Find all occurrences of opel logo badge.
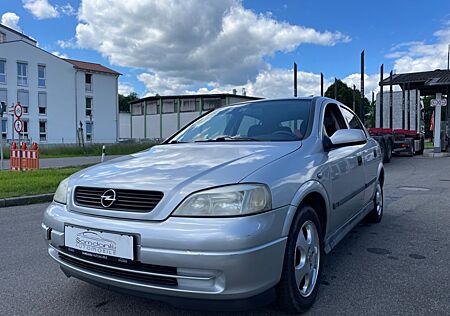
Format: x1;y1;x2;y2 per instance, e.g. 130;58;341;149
100;189;117;208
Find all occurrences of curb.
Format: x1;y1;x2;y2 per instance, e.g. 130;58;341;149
0;193;54;208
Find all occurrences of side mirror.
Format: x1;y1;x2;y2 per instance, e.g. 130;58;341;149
325;129;366;150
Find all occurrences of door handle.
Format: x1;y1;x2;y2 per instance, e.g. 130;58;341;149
357;155;363;165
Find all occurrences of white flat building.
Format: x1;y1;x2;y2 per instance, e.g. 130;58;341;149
0;24;120;144
123;93;261;140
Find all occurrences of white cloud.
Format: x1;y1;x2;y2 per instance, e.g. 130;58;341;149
23;0;59;19
342;73;380;99
1;12;22;31
387;23;450;73
138;67;331;99
118;83;135;96
137;73;195;96
246;69;326;98
58;3;77;16
57;39;76;49
74;0;350;86
51;51;68;58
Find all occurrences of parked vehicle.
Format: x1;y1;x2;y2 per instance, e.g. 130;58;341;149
368;128;424;162
43;97;384;313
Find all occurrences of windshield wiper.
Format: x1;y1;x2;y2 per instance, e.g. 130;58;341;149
195;136;261;142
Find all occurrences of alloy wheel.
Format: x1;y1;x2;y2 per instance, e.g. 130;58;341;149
294;220;320;297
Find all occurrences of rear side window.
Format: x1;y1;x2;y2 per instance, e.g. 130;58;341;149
323;103;347;137
340;107;365;130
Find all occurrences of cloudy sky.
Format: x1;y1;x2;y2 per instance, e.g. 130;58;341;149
2;0;450;99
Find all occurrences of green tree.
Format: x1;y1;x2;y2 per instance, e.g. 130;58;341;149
119;92;139;112
324;80;373;127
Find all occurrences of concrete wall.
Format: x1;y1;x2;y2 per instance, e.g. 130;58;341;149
0;40;118;144
146;114;160;139
162;113;178;138
131;116;145;139
180;112;199;129
119;112;131;139
376;89;421;131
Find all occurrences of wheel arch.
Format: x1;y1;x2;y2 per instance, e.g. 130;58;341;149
282;180;331;239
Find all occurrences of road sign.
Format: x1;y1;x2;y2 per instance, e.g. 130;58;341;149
430;99;447;107
14;103;23;118
14;119;23;133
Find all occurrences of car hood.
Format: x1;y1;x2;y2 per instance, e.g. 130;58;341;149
69;142;301;220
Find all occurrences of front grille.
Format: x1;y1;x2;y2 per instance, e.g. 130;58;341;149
58;249;178;286
74;186;164;212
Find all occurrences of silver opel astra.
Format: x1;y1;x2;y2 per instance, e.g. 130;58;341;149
42;97;384;313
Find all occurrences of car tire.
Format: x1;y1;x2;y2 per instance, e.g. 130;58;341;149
367;180;383;223
276;205;324;313
409;142;415;157
416;138;424;155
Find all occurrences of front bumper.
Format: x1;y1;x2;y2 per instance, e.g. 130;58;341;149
42;203;288;301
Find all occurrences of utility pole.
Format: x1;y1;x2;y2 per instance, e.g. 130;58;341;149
352;85;356;111
293;62;298;97
334;78;338;100
320;73;324;96
360;50;365;124
448;44;450;70
379;64;384;128
389;70;393;129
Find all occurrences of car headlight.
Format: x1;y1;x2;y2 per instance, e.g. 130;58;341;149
53;178;69;204
172;184;272;217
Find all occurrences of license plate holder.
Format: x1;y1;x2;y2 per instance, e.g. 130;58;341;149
64;225;134;260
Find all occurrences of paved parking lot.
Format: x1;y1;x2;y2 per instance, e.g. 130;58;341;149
0;156;449;315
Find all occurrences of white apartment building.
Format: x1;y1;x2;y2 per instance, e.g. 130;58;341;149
0;24;120;144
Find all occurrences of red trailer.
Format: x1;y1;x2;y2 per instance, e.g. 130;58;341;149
368;128;424;162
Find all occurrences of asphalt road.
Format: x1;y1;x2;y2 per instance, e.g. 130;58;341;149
0;156;449;315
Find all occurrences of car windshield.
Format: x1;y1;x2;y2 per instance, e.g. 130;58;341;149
169;99;312;143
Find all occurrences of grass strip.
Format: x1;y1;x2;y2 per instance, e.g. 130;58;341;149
0;165;90;199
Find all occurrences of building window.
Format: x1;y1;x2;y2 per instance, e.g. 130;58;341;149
145;100;159;115
39;120;47;141
0;60;6;84
85;73;92;92
38;65;46;87
0;32;5;43
162;99;175;113
1;119;6;140
17;90;29;114
86;97;93;117
131;102;144;115
180;99;199;112
0;89;7;106
38;92;47;115
85;121;93;141
203;98;222;110
18;119;29;139
17;62;28;86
